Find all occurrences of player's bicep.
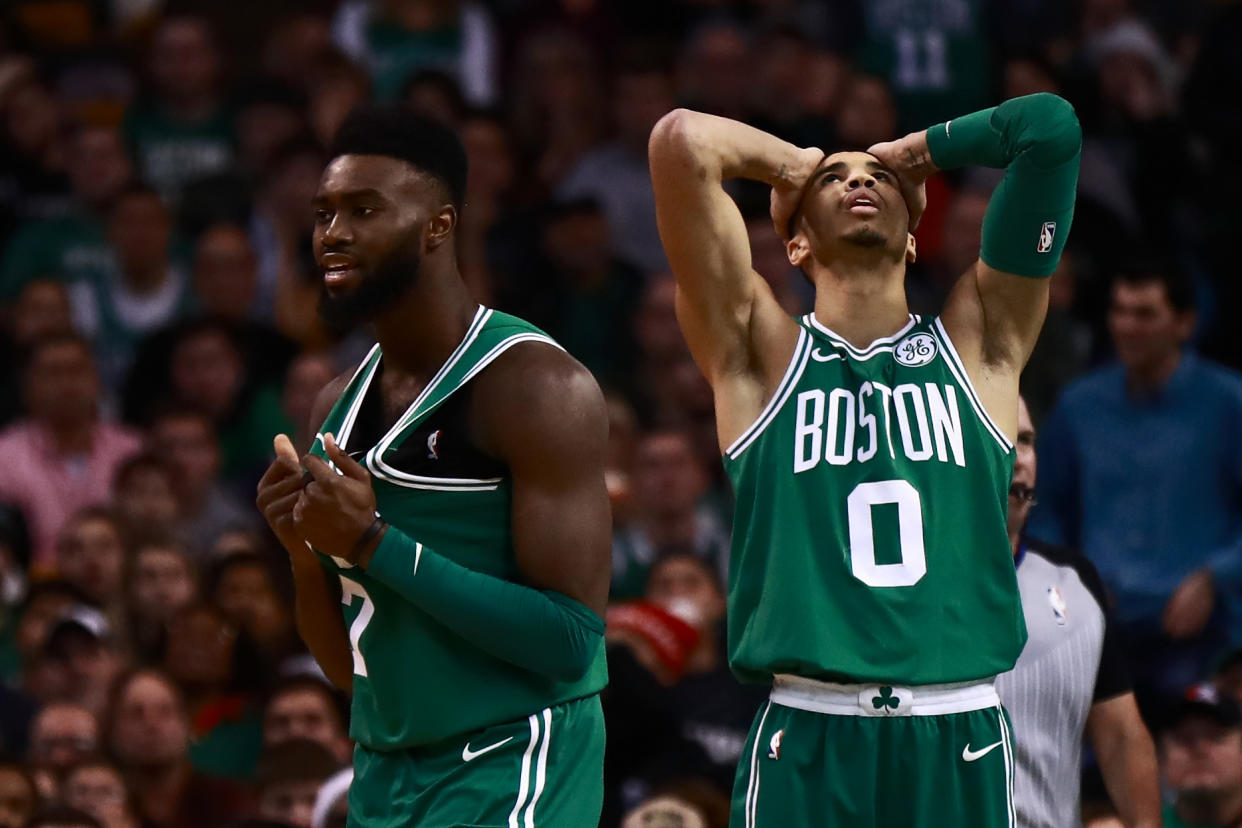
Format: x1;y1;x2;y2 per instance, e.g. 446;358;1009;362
484;349;612;615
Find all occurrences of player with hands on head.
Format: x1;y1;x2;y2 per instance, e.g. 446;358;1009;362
256;105;611;828
650;91;1080;827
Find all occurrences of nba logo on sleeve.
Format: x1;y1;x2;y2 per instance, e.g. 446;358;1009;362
1037;222;1056;253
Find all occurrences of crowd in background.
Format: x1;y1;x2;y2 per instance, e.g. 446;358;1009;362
0;0;1241;826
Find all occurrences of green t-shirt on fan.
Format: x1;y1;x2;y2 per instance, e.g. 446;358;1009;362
0;211;110;300
123;104;235;201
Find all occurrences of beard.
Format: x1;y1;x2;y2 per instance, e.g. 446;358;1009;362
318;240;422;331
841;225;893;249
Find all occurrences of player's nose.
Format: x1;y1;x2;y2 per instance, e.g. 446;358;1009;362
847;173;877;189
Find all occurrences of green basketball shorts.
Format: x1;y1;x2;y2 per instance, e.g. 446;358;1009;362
731;676;1014;828
348;694;604;827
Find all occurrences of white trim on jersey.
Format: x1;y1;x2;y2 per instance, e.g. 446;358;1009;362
804;313;917;356
320;343;382;467
930;319;1014;452
744;701;772;828
724;328;812;460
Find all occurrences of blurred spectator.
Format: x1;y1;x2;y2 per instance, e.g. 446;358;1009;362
510;26;606;188
27;703;98;799
1032;265;1242;706
603;390;640;525
456;108;526;304
62;759;140;828
261;676;350;765
123;15;234;202
612;431;729;599
558;48;673;276
626;277;689;421
400;69;466;128
0;335;141;570
1218;651;1242;711
743;207;809;316
40;606;125;718
261;14;337;98
110;454;179;541
620;778;731;828
233;84;309;179
148;407;258;559
855;0;993;131
1021;251;1094;424
0;123;131;304
0;505;32;677
647;554;765;793
1160;684;1242;828
69;186;191;387
54;508;127;627
513;198;643;386
0;762;36;828
675;21;752;121
331;0;498;106
998;397;1160;827
165;321;289;487
308;767;349;828
191;225;260;321
126;537;198;662
305;62;370;150
602;602;711;825
0;75;70;237
8;581;87;689
252;740;340;828
0;277;76;430
161;603;264;781
106;668;247;827
834;73;898;152
280;353;336;453
207;552;299;671
21;805;101;828
747;28;835;148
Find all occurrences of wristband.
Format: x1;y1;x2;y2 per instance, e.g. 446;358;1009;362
354;515;386;557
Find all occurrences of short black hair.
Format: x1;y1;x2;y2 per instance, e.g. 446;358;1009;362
328;104;468;209
1112;258;1196;313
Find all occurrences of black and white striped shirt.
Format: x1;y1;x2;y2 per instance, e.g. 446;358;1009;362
995;538;1132;828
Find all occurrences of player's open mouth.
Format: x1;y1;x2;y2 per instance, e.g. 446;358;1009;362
845;193;880;215
322;255;361;287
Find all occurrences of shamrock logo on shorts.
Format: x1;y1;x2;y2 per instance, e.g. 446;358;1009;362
872;687;900;712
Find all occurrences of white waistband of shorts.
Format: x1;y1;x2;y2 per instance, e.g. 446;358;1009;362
770;674;999;717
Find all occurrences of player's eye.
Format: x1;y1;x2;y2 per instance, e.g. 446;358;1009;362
821;174;840;186
874;171;889;182
354;206;376;218
313;209;332;224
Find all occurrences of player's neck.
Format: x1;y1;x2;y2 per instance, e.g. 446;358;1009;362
372;264;478;378
809;262;910;348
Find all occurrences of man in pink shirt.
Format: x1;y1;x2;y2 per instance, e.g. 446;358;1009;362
0;335;141;570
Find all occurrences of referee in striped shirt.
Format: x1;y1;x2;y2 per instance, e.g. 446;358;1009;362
996;397;1162;827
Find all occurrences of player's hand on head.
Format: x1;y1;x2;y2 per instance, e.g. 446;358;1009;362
257;434;309;552
770;146;828;241
867;132;935;230
293;433;379;561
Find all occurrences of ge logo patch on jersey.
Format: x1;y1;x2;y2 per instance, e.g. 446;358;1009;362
1038;221;1056;253
1047;586;1068;625
894;333;937;367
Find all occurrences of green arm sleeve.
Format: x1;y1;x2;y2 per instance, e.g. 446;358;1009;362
364;525;604;682
926;93;1082;278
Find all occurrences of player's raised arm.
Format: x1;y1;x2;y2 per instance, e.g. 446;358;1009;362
648;109;821;382
871;93;1082;437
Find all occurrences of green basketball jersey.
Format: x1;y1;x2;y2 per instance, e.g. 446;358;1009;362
722;314;1026;686
309;306;608;751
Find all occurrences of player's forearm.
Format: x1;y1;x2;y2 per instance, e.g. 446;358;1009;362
364;526;603;682
927;94;1082;278
1090;704;1162;827
650;108;808;187
289;551;354;692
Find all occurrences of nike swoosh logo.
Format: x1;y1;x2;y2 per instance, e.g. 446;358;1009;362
462;736;514;762
961;740;1003;762
811;348;840;362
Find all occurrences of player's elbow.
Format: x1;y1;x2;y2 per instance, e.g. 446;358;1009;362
1016;93;1082;166
649;109;713;177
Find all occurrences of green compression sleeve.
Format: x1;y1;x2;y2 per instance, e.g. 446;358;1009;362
926;93;1082;278
364;525;604;682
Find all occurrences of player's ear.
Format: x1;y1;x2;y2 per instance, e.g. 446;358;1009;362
426;205;456;250
905;232;917;264
786;231;811;267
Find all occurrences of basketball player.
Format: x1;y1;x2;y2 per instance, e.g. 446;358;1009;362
255;106;611;827
649;93;1081;826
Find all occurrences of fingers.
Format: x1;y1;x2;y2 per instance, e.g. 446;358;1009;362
257;455;301;492
301;453;335;483
324;433;370;481
274;433;299;463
